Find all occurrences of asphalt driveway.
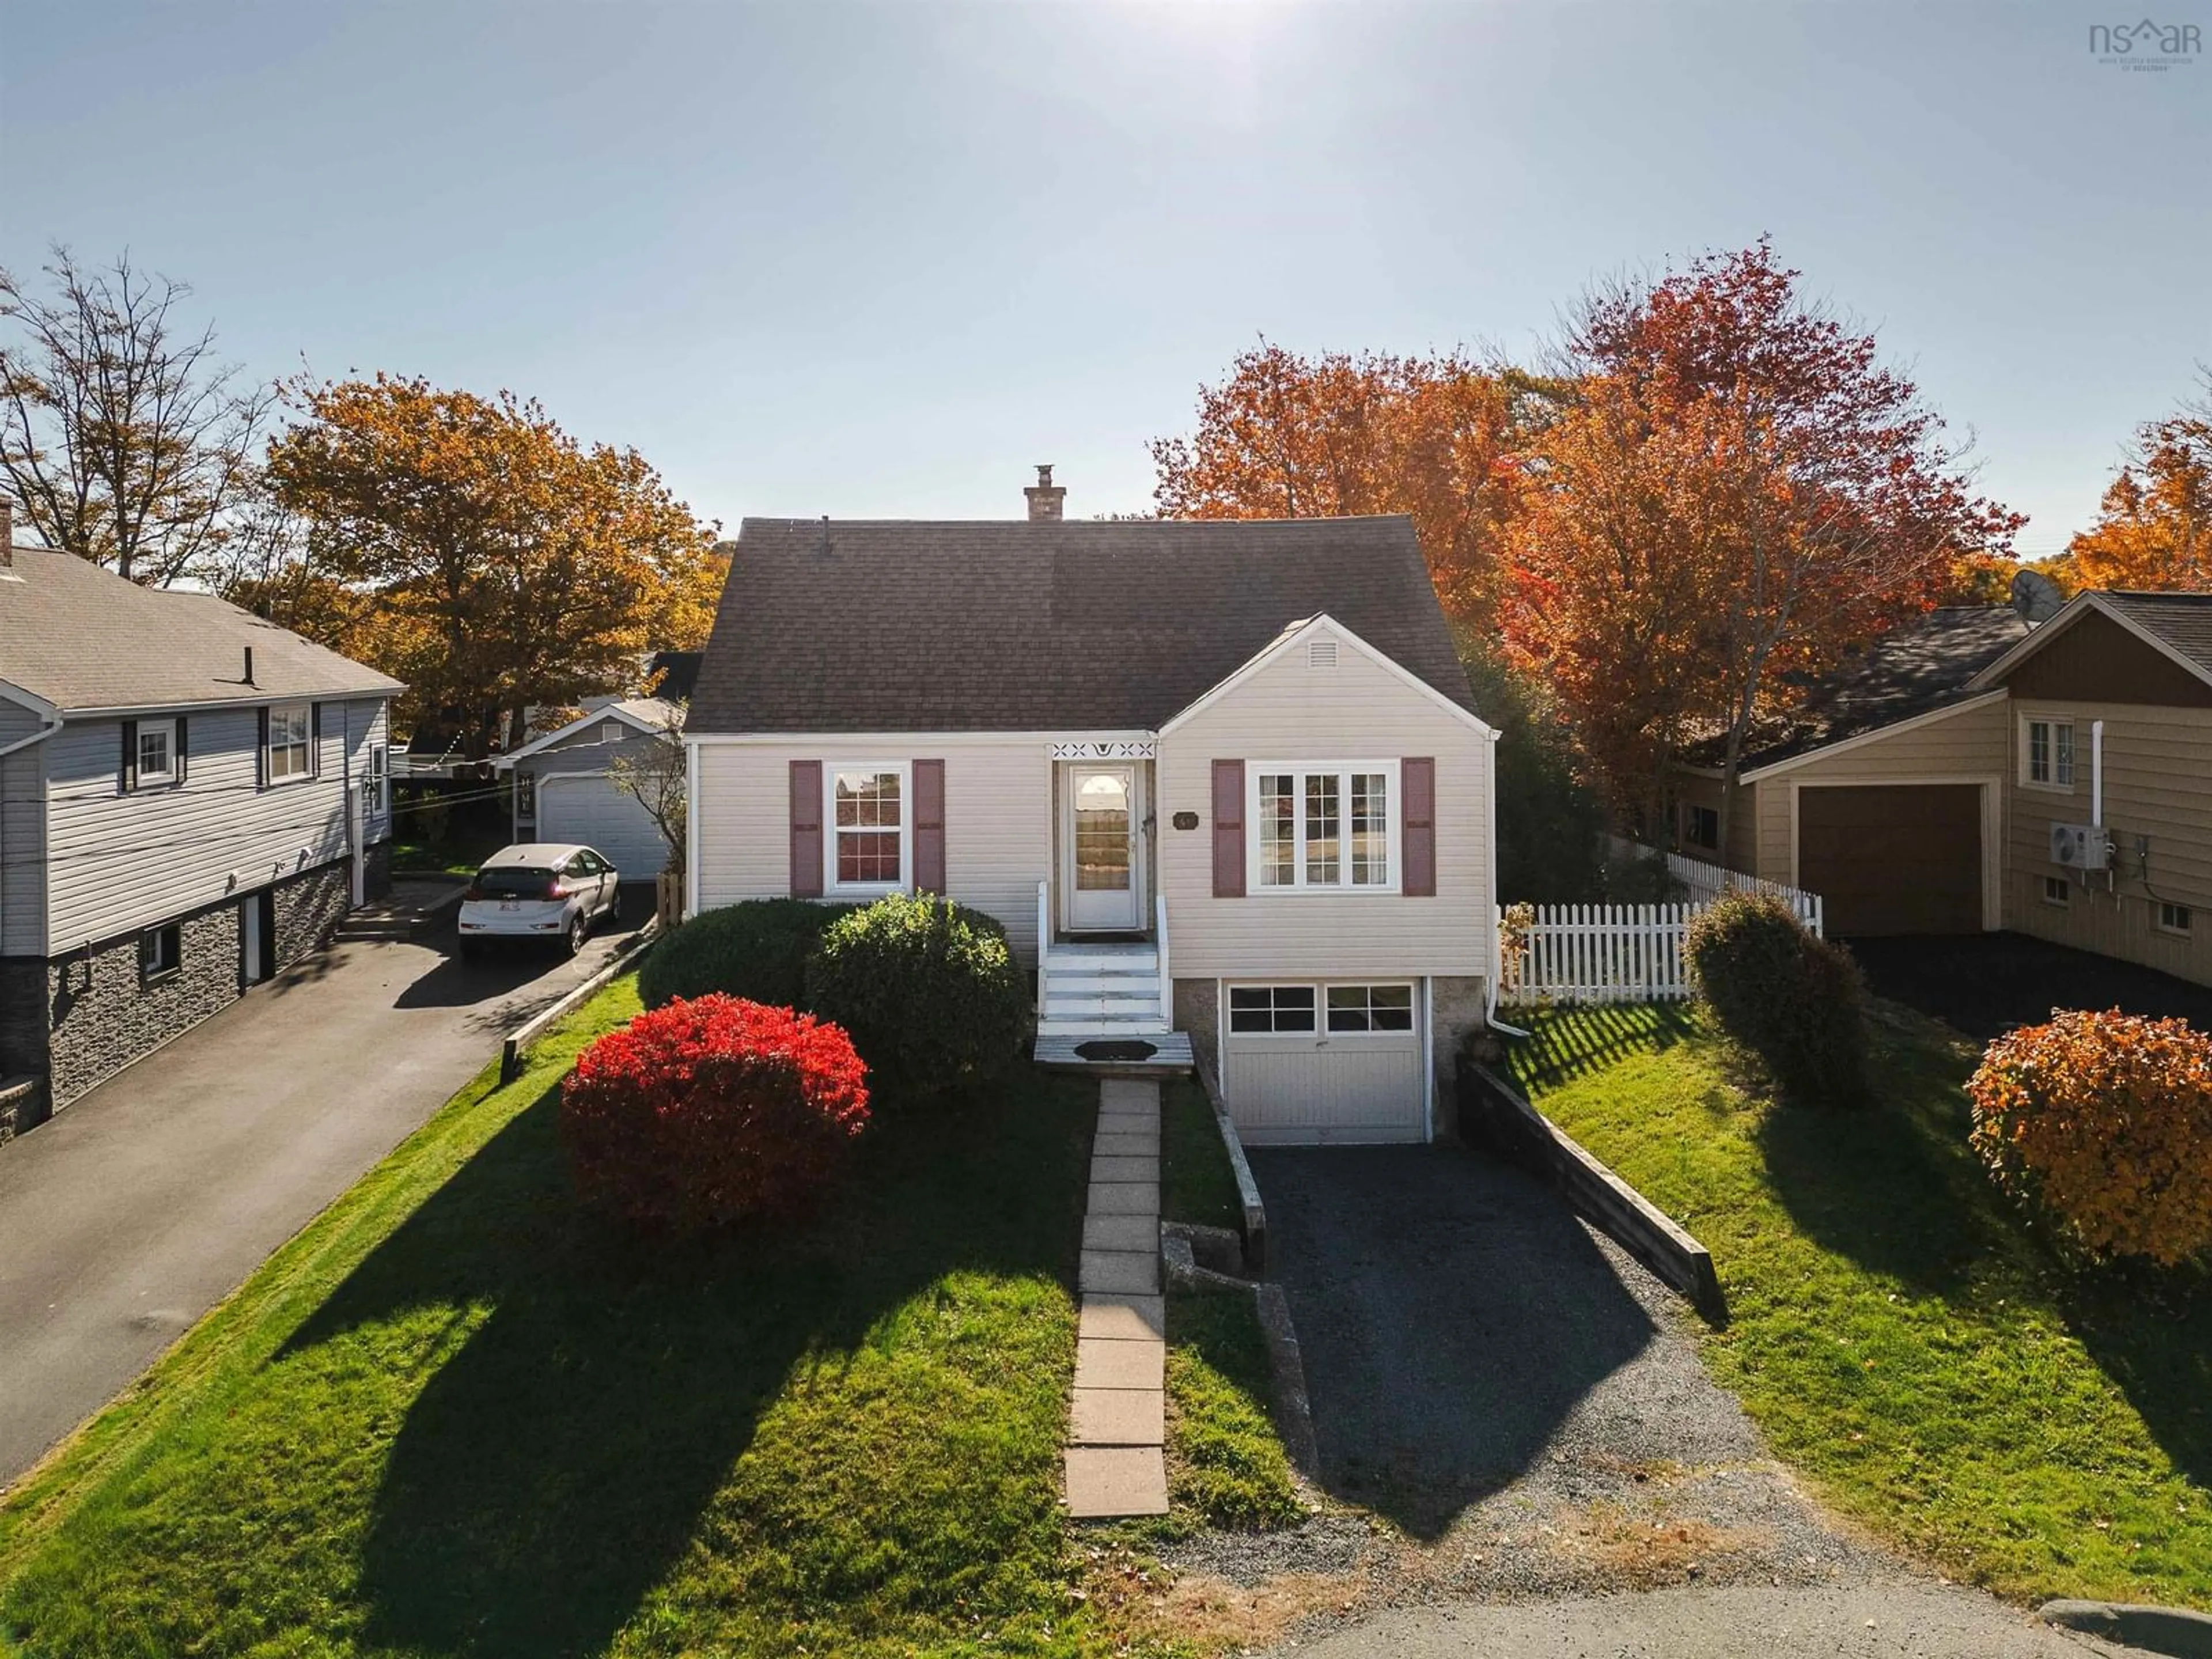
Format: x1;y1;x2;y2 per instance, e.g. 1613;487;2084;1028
1847;930;2212;1041
0;896;645;1484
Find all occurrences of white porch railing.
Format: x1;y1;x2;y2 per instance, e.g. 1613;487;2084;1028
1035;879;1051;1016
1154;892;1171;1025
1605;834;1824;936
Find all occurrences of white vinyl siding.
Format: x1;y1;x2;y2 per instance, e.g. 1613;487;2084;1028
0;738;47;955
1158;626;1489;979
691;734;1052;963
41;697;388;953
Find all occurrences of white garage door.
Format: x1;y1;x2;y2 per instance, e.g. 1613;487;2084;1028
1222;982;1426;1145
536;773;668;877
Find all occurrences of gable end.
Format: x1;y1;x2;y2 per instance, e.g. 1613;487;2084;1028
1994;608;2212;708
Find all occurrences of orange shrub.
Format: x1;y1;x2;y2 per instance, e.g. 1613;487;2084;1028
1967;1008;2212;1267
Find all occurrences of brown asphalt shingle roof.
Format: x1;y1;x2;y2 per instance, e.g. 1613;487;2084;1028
1688;606;2031;773
2099;591;2212;677
686;515;1475;734
0;546;403;714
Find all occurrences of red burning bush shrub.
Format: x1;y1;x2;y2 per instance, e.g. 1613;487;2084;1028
560;994;869;1234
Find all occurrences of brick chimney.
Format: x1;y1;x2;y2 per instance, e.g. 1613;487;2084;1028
1024;463;1065;523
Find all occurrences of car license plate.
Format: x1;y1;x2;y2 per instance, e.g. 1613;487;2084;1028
499;901;520;912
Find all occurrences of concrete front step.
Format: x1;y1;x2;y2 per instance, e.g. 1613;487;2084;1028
1035;1019;1175;1039
1046;972;1161;994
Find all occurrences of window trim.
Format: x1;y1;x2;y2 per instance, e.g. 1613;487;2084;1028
366;741;391;816
2042;874;2070;907
2158;900;2193;937
824;761;911;896
132;718;179;790
1226;979;1420;1039
139;921;182;985
1681;801;1720;853
264;700;316;787
2021;714;2077;793
1247;759;1402;896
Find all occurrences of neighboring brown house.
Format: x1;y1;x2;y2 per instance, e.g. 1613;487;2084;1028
1672;590;2212;985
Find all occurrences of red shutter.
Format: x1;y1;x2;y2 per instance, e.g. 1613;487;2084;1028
790;760;823;897
1403;756;1436;897
1211;759;1245;899
912;759;945;893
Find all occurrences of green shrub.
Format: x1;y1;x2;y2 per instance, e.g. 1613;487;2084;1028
638;899;857;1011
1685;888;1868;1108
803;893;1029;1100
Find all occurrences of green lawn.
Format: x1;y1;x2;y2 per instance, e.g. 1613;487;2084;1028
388;824;510;877
1509;1001;2212;1608
1162;1290;1304;1536
0;978;1142;1659
1161;1079;1242;1234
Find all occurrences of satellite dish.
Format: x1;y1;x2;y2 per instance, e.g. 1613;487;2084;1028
2012;568;2066;624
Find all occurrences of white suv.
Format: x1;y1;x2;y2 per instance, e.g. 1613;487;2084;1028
458;843;621;961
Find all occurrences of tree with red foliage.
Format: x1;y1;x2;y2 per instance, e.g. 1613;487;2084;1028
1507;242;2022;840
1150;342;1564;627
560;995;870;1235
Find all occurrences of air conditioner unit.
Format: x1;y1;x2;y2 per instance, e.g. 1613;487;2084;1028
2051;823;2111;871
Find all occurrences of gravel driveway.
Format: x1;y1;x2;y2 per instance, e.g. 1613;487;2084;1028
1162;1146;1925;1617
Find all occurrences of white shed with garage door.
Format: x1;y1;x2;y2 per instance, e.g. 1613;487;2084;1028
535;771;668;877
1221;980;1428;1145
499;697;681;880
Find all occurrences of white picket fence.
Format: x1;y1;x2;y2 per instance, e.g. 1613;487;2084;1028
1605;835;1825;936
1497;903;1699;1006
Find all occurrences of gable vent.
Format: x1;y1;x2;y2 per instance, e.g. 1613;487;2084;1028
1307;639;1339;671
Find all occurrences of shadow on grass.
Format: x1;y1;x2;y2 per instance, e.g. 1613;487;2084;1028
1752;1005;2212;1491
1502;1002;1698;1097
2059;1263;2212;1493
279;1067;1093;1659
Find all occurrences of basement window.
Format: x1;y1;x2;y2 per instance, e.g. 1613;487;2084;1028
2159;902;2192;935
2043;875;2070;907
140;922;182;984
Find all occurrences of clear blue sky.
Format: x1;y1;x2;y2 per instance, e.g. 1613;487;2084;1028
4;1;2206;558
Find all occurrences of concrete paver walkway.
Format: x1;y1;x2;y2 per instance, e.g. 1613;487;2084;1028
1063;1076;1169;1518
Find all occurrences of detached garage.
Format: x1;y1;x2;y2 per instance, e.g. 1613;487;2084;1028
1796;783;1985;936
1221;980;1428;1145
501;698;681;878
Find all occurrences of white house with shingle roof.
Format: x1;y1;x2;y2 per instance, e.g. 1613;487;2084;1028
0;513;403;1123
684;470;1501;1146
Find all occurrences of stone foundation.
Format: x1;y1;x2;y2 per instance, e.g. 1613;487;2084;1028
1171;978;1218;1076
1428;974;1488;1141
273;859;353;968
46;903;242;1108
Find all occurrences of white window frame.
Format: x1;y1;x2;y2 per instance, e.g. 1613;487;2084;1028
139;921;182;983
2158;900;2193;936
1225;980;1419;1037
133;718;178;789
825;762;911;896
1247;760;1401;895
367;742;391;815
2042;874;2070;907
2022;714;2075;791
266;700;315;786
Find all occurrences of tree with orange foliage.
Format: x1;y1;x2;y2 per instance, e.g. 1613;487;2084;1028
1506;243;2021;842
260;376;725;755
1150;342;1563;627
2066;374;2212;593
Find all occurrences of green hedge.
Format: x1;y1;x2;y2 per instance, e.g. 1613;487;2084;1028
1685;888;1868;1109
804;893;1029;1101
638;899;858;1011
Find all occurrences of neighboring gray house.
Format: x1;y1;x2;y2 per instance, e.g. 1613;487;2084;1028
0;531;403;1126
498;697;681;877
